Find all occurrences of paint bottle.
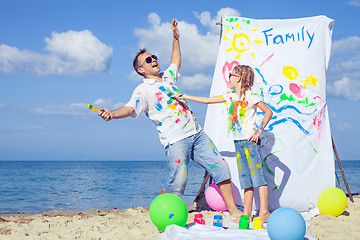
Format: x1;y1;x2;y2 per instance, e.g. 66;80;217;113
194;213;205;225
238;215;249;229
253;217;263;230
213;215;223;227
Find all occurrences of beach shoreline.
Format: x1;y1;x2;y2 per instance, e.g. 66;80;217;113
0;196;359;240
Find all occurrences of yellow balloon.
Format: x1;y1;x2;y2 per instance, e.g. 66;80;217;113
318;188;347;217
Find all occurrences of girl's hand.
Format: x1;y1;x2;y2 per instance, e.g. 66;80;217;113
174;94;188;106
175;93;186;100
248;131;261;143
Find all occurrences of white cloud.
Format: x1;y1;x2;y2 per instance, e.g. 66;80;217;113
93;98;124;110
331;36;360;54
347;0;360;7
178;21;219;73
132;8;240;90
29;103;90;115
194;7;241;33
327;77;360;101
327;36;360;100
148;12;161;26
0;30;113;76
20;98;124;116
127;70;143;82
178;74;213;91
329;112;355;130
133;15;172;60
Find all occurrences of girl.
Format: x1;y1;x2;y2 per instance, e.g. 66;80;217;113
176;65;273;222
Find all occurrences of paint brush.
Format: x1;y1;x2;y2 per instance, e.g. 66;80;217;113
87;104;99;112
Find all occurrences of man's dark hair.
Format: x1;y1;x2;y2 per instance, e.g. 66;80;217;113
133;48;147;76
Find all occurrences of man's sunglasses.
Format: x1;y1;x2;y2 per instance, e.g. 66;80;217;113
138;55;158;68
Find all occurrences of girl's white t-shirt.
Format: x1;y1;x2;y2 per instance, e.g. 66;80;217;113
222;90;261;140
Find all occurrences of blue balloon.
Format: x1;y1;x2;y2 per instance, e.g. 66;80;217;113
267;207;306;240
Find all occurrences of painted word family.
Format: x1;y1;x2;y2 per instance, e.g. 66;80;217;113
262;26;315;49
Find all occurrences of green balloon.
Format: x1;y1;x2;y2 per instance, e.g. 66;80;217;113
149;193;188;232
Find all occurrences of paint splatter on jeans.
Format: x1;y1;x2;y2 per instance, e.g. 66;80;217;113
164;130;231;195
235;139;267;189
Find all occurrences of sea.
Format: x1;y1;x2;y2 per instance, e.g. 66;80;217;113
0;160;359;214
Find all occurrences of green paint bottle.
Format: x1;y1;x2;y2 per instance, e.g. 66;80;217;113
238;215;249;229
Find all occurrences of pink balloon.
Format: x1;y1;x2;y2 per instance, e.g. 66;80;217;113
205;183;228;211
205;182;242;212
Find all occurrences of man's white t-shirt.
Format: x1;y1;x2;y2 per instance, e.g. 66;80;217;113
222;90;261;140
126;64;201;147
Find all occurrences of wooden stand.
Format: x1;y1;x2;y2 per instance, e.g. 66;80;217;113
193;171;211;203
332;137;354;202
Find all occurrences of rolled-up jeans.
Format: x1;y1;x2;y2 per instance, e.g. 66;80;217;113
234;139;267;189
163;130;231;195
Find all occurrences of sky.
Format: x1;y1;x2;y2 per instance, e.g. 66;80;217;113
0;0;359;161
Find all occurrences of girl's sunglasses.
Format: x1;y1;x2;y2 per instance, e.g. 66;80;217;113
229;72;240;78
138;55;158;68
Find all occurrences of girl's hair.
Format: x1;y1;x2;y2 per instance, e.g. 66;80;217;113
233;65;254;91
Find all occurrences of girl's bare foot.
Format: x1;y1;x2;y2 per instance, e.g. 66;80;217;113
260;211;270;223
229;208;243;222
232;214;252;223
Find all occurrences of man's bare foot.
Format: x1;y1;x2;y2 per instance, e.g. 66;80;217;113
229;208;243;223
260;211;270;223
229;208;243;218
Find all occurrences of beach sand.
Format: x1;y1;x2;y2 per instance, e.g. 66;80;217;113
0;196;359;240
308;195;360;240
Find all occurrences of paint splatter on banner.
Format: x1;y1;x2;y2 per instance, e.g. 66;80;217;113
204;15;335;211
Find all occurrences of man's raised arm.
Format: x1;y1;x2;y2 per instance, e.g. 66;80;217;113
171;19;181;70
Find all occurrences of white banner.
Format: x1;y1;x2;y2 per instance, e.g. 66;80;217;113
204;15;335;211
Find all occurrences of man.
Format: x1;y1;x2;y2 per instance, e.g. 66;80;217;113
99;19;242;217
